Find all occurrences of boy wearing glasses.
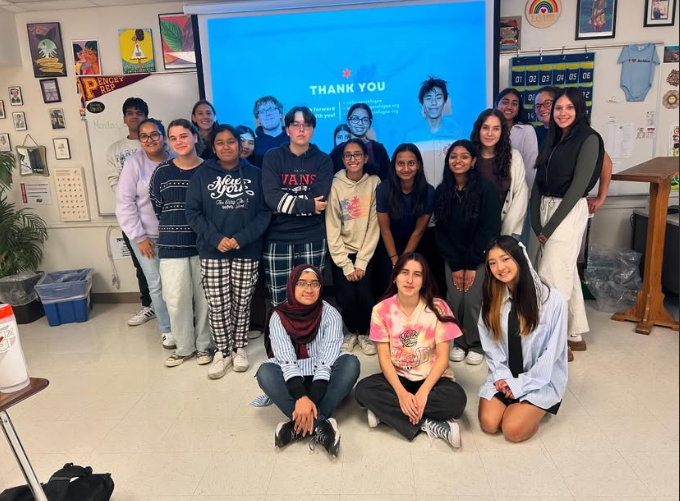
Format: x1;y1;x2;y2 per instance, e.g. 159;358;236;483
107;97;157;328
262;106;333;306
253;95;289;157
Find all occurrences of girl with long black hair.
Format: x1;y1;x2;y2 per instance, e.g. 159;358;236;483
495;88;539;173
354;253;467;447
470;109;528;238
434;140;501;365
478;236;568;442
191;100;218;159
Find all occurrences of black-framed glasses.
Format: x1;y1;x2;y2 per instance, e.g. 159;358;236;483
295;280;321;290
349;115;371;125
535;100;554;110
343;152;365;161
258;107;279;116
289;122;313;131
139;132;161;142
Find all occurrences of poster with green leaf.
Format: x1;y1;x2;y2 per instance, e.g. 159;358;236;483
159;14;196;70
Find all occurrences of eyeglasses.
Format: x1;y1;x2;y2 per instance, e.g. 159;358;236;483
535;100;554;110
349;115;371;125
343;152;364;161
289;122;313;131
258;107;279;116
295;280;321;290
139;132;161;142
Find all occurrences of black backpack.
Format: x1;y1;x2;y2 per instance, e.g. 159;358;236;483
0;463;114;501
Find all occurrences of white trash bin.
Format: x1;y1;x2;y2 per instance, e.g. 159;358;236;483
0;303;30;393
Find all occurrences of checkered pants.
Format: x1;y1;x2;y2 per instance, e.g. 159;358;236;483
200;258;259;356
263;239;327;306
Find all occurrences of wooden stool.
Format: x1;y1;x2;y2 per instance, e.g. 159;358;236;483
0;378;50;500
611;157;680;334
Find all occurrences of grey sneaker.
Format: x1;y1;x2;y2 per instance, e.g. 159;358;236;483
164;352;194;368
127;306;156;326
421;418;461;448
358;335;377;355
341;333;358;352
196;351;213;365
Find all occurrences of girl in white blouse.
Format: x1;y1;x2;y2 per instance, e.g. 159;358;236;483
478;236;568;442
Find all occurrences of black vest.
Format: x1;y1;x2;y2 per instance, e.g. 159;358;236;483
536;122;604;198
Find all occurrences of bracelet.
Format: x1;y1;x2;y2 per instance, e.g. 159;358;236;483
389;254;398;258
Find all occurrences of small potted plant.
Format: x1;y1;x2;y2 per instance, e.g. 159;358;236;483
0;150;48;323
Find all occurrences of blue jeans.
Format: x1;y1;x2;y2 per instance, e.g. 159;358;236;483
256;354;360;424
130;238;171;334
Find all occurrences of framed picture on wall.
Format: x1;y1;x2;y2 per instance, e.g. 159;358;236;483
8;86;23;106
159;14;196;70
0;133;10;152
53;138;71;160
12;112;27;131
644;0;676;26
49;108;66;129
27;22;67;77
0;100;5;119
40;78;61;103
576;0;618;40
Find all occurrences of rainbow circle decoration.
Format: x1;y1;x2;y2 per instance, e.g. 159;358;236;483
525;0;562;29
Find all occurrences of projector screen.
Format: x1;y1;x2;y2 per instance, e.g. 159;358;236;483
195;0;498;155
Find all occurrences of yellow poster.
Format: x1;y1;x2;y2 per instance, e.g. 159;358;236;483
118;28;155;74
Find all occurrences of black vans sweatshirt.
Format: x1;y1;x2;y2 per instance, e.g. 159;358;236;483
261;143;333;244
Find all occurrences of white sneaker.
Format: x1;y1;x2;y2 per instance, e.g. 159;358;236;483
248;329;262;340
161;333;176;350
465;351;485;365
127;306;155;326
164;352;194;367
449;347;466;362
367;409;381;428
341;333;358;352
208;351;232;380
358;335;377;355
233;348;249;372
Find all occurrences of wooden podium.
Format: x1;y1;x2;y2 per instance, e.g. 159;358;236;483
611;157;679;334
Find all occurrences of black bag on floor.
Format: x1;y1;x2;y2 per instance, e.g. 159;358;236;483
0;463;114;501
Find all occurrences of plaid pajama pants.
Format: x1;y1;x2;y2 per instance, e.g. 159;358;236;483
263;239;327;306
200;258;259;356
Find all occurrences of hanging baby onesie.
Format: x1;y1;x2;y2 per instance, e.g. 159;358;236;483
618;43;660;102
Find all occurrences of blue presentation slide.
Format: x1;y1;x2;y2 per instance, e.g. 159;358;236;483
207;1;488;154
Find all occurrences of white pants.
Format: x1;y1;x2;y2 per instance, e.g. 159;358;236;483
536;197;589;337
159;256;213;356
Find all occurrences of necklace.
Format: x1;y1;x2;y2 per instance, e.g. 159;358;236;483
454;187;464;203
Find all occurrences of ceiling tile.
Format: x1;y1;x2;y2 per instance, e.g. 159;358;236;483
14;0;96;9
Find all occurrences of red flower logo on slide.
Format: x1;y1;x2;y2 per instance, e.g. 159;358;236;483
342;68;351;78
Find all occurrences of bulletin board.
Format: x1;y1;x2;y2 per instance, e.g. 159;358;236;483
79;72;199;215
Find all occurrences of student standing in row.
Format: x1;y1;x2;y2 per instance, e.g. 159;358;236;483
435;140;501;365
470;109;528;239
532;88;604;355
495;88;539;179
478;236;568;442
326;139;381;356
150;119;213;369
115;117;174;349
262;106;333;306
186;124;271;379
191;100;218;160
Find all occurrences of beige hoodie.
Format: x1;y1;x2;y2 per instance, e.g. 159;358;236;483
325;169;381;275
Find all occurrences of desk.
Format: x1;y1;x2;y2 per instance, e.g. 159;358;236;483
611;157;680;334
0;378;49;501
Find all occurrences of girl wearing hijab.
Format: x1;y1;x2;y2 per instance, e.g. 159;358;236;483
354;253;468;448
478;236;568;442
256;264;360;457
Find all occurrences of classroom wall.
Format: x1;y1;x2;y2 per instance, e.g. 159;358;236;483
0;0;678;296
501;0;679;249
0;2;184;296
0;13;21;67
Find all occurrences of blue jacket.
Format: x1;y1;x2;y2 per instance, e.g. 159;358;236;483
185;158;271;260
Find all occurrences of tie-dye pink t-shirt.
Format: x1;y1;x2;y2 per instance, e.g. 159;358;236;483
370;295;462;381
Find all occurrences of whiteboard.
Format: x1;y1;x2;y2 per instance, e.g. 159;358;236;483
502;44;665;197
83;73;200;215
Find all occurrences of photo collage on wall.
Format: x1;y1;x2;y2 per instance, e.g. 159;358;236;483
510;53;596;125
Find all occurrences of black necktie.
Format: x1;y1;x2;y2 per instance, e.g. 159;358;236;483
507;303;524;378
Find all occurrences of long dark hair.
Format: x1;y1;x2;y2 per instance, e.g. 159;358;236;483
434;140;482;224
385;143;427;219
209;124;243;153
535;87;589;169
381;253;459;326
342;138;377;177
470;108;512;187
495;88;529;124
482;236;547;342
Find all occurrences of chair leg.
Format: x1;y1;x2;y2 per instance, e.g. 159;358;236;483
0;411;48;501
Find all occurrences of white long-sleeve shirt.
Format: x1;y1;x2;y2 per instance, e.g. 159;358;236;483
510;123;539;188
478;285;568;410
264;301;345;382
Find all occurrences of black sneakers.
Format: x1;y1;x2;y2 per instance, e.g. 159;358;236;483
309;418;341;457
274;421;302;449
